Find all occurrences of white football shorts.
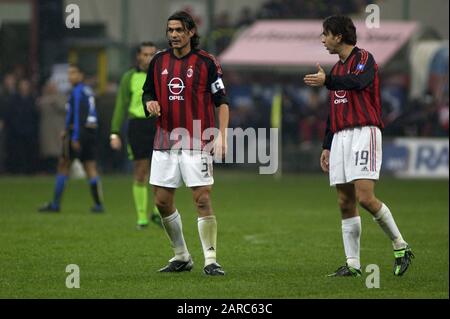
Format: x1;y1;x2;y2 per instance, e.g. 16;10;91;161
329;126;382;186
150;150;214;188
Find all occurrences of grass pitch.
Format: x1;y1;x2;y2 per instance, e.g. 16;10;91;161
0;171;448;298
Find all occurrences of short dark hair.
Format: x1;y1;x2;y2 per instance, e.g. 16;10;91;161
323;15;357;45
167;11;200;49
138;41;156;54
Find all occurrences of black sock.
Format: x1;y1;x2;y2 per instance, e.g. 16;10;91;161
89;177;102;206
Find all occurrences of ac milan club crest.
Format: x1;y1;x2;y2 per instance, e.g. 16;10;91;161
187;66;193;78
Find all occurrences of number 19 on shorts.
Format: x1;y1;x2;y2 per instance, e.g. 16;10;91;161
355;150;369;166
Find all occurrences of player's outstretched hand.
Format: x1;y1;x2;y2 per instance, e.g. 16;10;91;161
304;63;326;87
320;149;330;173
146;100;161;117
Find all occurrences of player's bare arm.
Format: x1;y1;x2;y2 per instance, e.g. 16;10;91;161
214;104;229;159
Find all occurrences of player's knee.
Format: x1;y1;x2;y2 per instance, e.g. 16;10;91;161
357;192;375;209
134;174;147;184
194;191;211;211
57;159;70;173
155;196;174;215
134;165;149;183
338;197;356;215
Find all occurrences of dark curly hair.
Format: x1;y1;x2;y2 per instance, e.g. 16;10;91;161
167;11;200;49
323;15;357;45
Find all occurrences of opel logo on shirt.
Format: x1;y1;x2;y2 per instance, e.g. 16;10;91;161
334;90;347;99
334;90;348;104
168;77;185;101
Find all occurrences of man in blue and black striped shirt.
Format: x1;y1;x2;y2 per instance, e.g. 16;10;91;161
39;64;104;213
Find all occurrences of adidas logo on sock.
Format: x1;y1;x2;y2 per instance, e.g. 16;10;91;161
207;247;215;251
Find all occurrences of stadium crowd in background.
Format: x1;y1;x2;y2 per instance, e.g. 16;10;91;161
210;0;373;55
37;80;67;174
0;74;39;174
0;0;448;176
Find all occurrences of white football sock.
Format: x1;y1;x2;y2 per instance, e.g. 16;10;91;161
198;215;217;266
373;203;408;250
162;210;190;262
342;216;361;270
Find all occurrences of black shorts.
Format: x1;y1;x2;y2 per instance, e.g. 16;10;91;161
63;128;98;162
127;118;156;160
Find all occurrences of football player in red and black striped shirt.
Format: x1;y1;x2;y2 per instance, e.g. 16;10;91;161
304;16;413;277
142;11;229;276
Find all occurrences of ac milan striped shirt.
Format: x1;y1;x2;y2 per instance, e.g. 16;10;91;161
322;47;384;150
142;48;229;150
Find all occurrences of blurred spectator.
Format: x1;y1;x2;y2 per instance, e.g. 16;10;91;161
4;79;39;174
253;0;370;20
95;81;128;173
0;74;18;173
299;0;327;19
297;87;327;149
437;97;449;136
0;102;4;173
37;80;67;174
421;94;442;136
215;11;231;29
258;0;288;19
438;95;449;137
428;45;449;105
280;91;300;146
11;64;27;81
395;93;436;137
351;0;372;16
381;73;409;134
416;92;450;137
226;72;254;128
211;11;235;54
1;73;17;96
235;6;254;29
418;45;449;137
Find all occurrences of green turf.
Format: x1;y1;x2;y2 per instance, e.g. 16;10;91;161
0;171;448;298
